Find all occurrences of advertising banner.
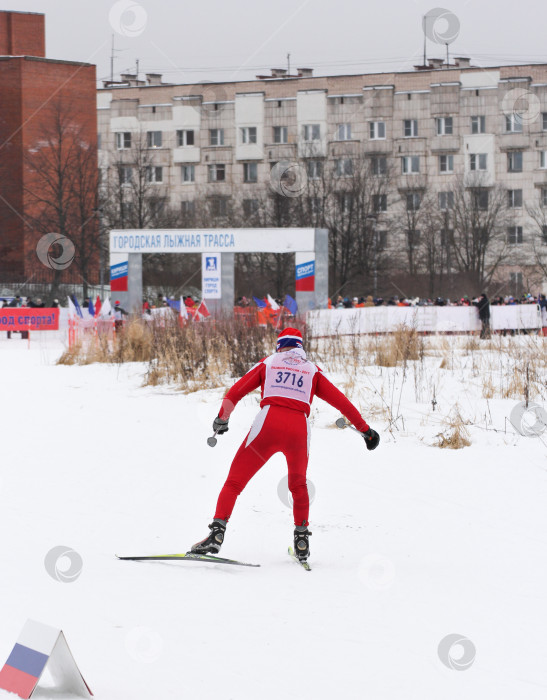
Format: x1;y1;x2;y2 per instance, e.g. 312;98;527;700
0;309;59;331
201;253;221;299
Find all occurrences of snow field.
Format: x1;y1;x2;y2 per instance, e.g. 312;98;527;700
0;331;546;699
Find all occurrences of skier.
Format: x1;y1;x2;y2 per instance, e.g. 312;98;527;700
191;327;379;562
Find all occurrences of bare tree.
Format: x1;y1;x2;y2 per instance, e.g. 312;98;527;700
24;99;99;300
448;173;511;292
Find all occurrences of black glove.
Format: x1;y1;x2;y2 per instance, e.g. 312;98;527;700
362;428;380;451
213;416;229;435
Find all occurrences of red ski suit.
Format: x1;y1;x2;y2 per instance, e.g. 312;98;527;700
214;348;370;526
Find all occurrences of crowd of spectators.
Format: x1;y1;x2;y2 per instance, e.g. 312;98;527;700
330;293;547;309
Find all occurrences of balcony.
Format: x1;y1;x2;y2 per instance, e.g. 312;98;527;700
429;135;460;153
498;133;530;151
363;139;392;155
394;137;427;155
328;140;360;158
265;143;297;161
173;146;200;163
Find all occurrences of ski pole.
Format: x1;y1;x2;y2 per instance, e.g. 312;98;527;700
207;429;220;447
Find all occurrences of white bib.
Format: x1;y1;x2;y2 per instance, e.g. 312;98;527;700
262;349;317;406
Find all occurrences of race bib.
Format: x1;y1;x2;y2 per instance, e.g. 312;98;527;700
263;351;317;405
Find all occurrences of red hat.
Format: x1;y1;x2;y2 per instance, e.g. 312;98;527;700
276;327;303;351
115;300;121;305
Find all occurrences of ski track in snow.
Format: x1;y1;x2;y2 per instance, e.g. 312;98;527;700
0;332;546;699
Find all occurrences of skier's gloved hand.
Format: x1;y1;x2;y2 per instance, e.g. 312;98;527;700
362;428;380;451
213;416;229;435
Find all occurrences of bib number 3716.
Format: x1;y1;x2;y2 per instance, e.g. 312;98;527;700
275;371;304;388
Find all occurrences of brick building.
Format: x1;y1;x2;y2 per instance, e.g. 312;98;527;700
97;59;547;297
0;10;98;288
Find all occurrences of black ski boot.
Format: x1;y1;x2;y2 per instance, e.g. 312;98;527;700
191;520;226;555
294;524;312;561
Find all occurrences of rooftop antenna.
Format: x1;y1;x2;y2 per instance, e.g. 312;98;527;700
445;42;449;68
110;34;115;83
136;58;139;80
287;52;291;77
423;15;427;67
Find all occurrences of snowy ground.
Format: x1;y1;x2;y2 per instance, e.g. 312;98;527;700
0;331;546;700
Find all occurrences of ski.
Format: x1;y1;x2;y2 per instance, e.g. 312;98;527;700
288;546;311;571
116;552;260;568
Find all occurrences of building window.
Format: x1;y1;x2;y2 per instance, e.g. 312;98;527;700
439;154;454;173
402;155;420;174
510;271;523;295
337;193;353;214
470;153;487;171
240;127;257;144
507;189;522;208
243;199;259;217
181;165;195;183
115;132;132;150
146;166;163;183
436;117;453;135
543;113;547;131
335;158;353;177
336;123;352;141
306;160;322;179
303;124;321;141
472;189;489;210
507;226;523;244
243;162;258;182
369;121;386;140
406;193;421;210
403;119;418;137
507;151;523;172
209;129;224;146
273;126;288;144
210;197;228;218
471;116;486;134
308;197;321;215
373;194;387;212
438;191;454;210
181;200;195;217
377;231;388;250
542;188;547;207
208;163;226;182
146;131;162;148
371;156;388;175
542;225;547;243
540;151;547;169
176;130;194;147
505;114;523;133
119;166;132;185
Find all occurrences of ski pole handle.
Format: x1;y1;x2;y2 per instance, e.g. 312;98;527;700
207;429;220;447
335;417;361;434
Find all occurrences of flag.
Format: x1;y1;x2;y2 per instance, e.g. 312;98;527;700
95;295;102;317
88;298;95;317
100;298;112;317
197;300;210;318
284;294;298;315
70;295;83;319
180;296;188;321
167;298;181;312
253;296;267;308
67;295;76;318
267;294;280;310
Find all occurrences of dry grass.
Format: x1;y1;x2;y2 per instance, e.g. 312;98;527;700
434;407;471;449
374;325;424;367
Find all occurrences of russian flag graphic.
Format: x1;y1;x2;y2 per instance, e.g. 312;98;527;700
0;644;49;697
295;260;315;292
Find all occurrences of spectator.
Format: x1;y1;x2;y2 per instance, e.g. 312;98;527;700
476;292;491;339
113;300;128;332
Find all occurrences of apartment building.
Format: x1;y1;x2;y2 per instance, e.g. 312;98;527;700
97;59;547;294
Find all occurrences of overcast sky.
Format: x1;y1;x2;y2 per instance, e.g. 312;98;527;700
16;0;547;86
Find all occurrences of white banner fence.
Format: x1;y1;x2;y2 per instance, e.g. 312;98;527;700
307;305;544;336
